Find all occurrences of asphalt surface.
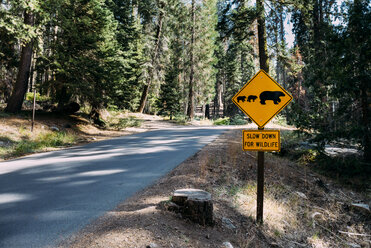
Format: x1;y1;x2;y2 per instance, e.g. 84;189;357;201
0;127;228;248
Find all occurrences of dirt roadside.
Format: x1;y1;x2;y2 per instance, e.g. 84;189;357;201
61;129;370;248
0;112;180;161
0;110;289;161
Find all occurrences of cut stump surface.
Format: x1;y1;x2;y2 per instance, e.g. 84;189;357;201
171;188;213;226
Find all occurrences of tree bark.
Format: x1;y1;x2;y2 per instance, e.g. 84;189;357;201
361;87;370;161
205;104;210;119
256;0;268;224
5;11;34;113
137;1;164;113
214;81;222;118
279;7;286;88
256;0;269;72
186;0;196;119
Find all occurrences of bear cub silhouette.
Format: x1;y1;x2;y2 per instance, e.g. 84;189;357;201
259;91;285;105
237;96;246;102
248;95;258;102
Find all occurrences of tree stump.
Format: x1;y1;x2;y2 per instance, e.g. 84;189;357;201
171;189;213;226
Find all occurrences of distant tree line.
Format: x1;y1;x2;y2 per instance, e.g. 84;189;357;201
0;0;369;160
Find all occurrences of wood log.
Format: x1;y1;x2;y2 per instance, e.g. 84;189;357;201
171;189;213;226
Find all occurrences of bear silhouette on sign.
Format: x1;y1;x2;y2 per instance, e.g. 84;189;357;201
247;95;257;102
237;96;246;102
259;91;285;105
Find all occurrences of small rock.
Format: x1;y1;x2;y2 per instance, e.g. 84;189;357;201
351;203;370;214
166;201;181;212
222;217;236;230
314;178;329;192
91;137;97;141
311;212;322;219
222;241;234;248
347;243;361;248
311;212;323;227
41;125;45;129
50;126;59;132
146;243;159;248
296;191;307;199
0;141;4;146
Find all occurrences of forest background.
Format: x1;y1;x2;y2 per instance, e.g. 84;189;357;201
0;0;370;163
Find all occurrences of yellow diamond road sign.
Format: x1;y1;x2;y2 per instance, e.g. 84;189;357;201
232;70;292;128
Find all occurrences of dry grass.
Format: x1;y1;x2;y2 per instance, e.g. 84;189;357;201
0;111;178;160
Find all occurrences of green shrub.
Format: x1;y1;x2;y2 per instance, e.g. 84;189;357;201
230;115;247;125
13;141;39;156
38;131;75;147
25;92;51;102
0;112;10;118
110;116;143;130
172;114;188;125
314;154;370;190
213;117;230;125
278;130;369;190
278;130;309;159
273;114;288;126
7;131;76;158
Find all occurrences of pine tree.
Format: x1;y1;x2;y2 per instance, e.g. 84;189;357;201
137;0;166;113
194;0;218;114
334;0;371;160
186;0;196;119
288;0;370;161
48;0;123;120
216;0;256;117
3;0;39;112
290;0;339;148
109;0;145;111
0;1;20;101
157;0;185;119
157;63;181;119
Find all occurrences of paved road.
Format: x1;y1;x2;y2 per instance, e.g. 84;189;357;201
0;127;227;248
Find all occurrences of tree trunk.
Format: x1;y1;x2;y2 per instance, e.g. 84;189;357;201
256;0;268;224
279;5;285;86
90;104;106;127
5;11;34;113
186;0;196;119
256;0;269;72
361;87;370;161
57;85;70;110
205;104;210;119
214;81;221;118
137;1;164;113
275;20;280;83
171;189;213;226
29;54;36;92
